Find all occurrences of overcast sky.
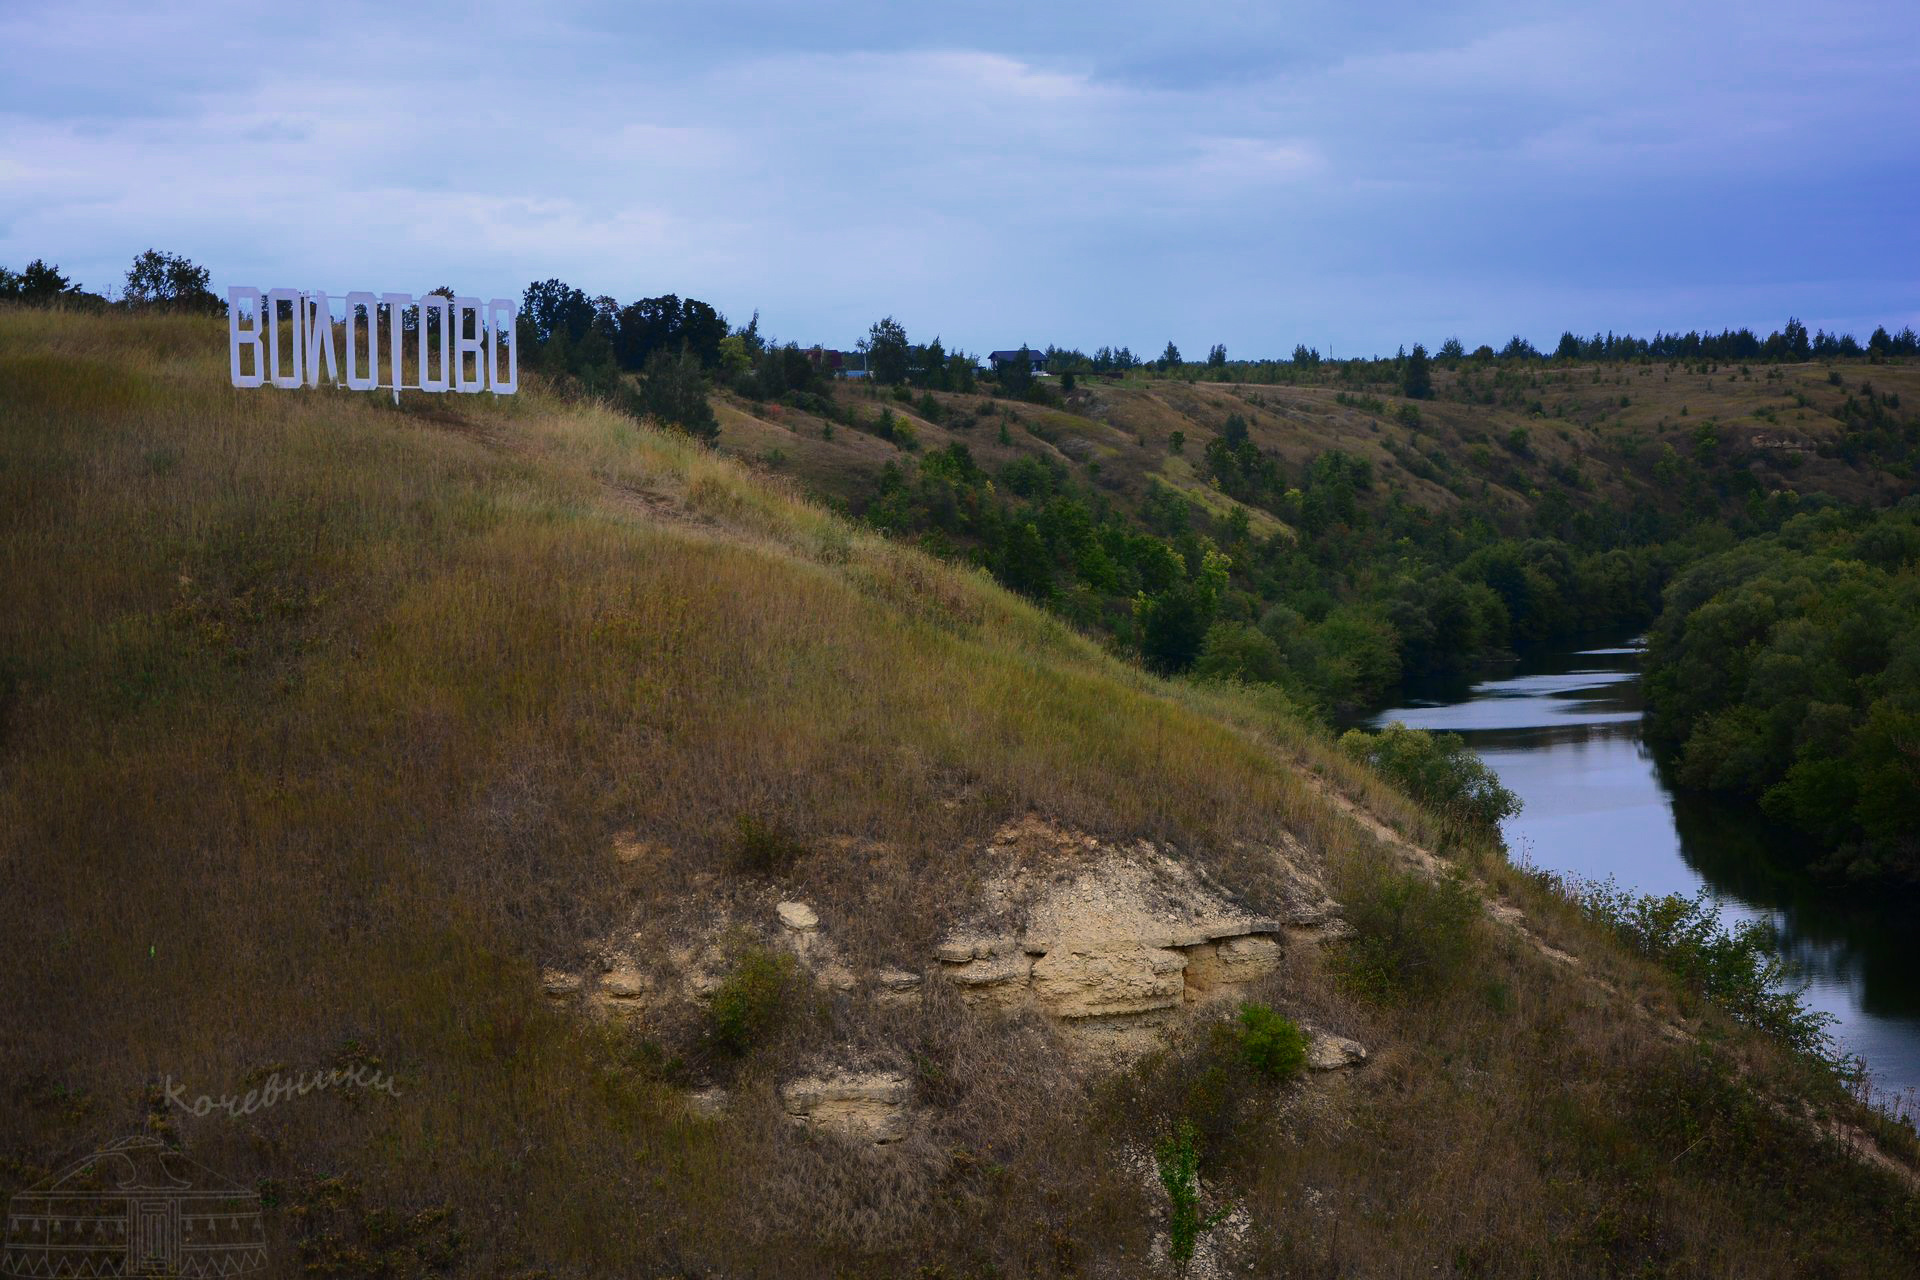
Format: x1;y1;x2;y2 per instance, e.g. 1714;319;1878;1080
2;1;1915;357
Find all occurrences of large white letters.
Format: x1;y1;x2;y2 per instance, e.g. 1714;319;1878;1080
302;292;340;389
418;294;452;393
381;293;412;395
487;298;518;394
228;287;265;388
265;289;305;389
453;297;486;393
343;292;378;391
228;289;520;396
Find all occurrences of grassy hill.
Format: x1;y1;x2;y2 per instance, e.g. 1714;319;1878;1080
704;353;1920;715
3;308;1918;1277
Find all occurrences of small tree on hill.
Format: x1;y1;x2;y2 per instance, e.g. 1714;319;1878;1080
1159;341;1182;370
123;249;220;312
998;347;1034;397
866;315;911;384
0;259;83;305
634;347;718;441
1401;343;1432;399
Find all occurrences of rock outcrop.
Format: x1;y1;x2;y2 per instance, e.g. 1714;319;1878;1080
931;818;1345;1050
780;1071;913;1143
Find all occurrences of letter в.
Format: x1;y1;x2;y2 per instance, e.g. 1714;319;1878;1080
228;287;265;387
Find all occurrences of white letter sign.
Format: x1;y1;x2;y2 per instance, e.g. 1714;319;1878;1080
225;286;518;397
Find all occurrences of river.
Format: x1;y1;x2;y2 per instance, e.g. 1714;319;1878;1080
1369;635;1920;1108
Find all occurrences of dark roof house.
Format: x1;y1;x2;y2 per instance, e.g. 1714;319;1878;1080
987;348;1046;373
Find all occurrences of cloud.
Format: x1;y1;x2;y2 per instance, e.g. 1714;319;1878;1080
0;1;1914;353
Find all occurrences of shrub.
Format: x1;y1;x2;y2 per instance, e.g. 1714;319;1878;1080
707;947;797;1056
730;814;805;876
1335;865;1482;1003
1339;723;1519;833
1231;1003;1307;1082
1154;1119;1230;1272
1570;880;1839;1067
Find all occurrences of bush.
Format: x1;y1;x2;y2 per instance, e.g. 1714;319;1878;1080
1350;730;1487;810
1335;865;1482;1002
730;814;805;876
633;348;718;441
1231;1002;1307;1081
707;948;797;1056
1154;1119;1230;1271
1340;723;1519;832
1570;880;1839;1067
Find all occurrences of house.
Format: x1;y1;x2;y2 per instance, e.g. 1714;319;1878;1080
806;347;868;378
3;1135;269;1278
987;348;1047;375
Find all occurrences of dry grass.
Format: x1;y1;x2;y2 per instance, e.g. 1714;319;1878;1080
2;307;1916;1276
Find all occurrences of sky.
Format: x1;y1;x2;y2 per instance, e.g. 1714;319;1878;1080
2;1;1915;358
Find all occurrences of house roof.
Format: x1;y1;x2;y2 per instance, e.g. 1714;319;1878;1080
987;348;1042;363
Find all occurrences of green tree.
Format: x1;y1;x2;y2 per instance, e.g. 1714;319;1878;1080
1159;340;1182;370
633;348;718;441
123;249;219;312
1401;343;1432;399
0;259;82;305
997;346;1034;397
866;315;911;384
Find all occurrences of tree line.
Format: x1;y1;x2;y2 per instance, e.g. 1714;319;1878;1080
1644;502;1920;886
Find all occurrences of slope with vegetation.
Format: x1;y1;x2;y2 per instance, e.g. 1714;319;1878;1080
679;319;1920;723
1643;501;1920;885
3;305;1918;1277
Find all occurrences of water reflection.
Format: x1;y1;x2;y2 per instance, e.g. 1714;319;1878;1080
1370;637;1920;1101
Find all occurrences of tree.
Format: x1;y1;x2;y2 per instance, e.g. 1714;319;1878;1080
998;520;1053;599
1159;341;1182;370
632;347;718;441
1401;343;1432;400
520;278;598;345
0;259;81;305
1207;343;1227;367
614;294;725;371
123;249;219;312
866;315;911;384
997;346;1034;397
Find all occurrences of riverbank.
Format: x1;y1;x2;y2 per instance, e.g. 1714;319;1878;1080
1370;634;1920;1109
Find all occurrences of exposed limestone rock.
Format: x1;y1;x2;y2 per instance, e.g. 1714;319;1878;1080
939;948;1033;1007
875;969;923;1005
1307;1033;1368;1072
931;818;1345;1048
780;1071;913;1143
688;1087;728;1117
602;966;649;998
776;900;820;933
1032;942;1188;1019
541;969;582;999
1183;935;1284;1002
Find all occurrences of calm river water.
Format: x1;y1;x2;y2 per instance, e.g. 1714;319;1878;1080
1370;636;1920;1106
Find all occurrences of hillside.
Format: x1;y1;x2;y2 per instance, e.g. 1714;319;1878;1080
4;308;1919;1277
704;352;1920;715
